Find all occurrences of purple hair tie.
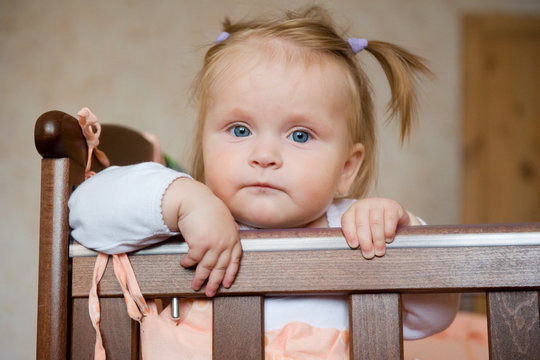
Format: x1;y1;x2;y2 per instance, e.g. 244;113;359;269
216;31;230;43
347;38;368;54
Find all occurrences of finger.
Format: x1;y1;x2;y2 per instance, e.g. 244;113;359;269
341;209;359;248
383;207;400;244
222;244;242;288
204;252;230;297
355;207;375;259
191;262;213;291
369;208;386;257
180;246;205;268
190;244;221;291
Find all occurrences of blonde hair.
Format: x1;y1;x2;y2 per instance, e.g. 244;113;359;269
191;6;431;198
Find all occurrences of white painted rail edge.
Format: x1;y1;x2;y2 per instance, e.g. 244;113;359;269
69;231;540;258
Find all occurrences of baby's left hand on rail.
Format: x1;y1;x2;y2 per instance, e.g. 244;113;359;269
341;198;420;259
162;178;242;297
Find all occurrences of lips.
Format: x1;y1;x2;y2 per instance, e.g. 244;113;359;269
243;182;282;192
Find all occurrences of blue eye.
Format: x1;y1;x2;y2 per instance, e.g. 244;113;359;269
230;125;251;137
289;130;310;143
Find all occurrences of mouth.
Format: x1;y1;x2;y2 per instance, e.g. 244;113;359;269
243;182;282;192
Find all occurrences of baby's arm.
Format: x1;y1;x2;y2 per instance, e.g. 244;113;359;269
341;197;419;259
162;178;242;297
69;162;241;297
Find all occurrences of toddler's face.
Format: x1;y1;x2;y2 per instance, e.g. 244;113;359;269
201;55;364;228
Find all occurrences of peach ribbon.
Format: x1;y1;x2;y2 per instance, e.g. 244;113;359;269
77;107;110;179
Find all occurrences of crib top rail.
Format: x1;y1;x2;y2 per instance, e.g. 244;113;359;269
70;223;540;257
71;223;540;297
34;110;154;172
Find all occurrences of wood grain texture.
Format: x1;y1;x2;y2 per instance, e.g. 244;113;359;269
350;294;402;360
71;298;94;360
71;297;139;360
487;291;540;359
72;244;540;297
36;159;74;360
213;296;264;360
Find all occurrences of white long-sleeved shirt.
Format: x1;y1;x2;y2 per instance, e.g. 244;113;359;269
69;162;459;339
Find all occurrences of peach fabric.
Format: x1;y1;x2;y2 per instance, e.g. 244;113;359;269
139;299;212;360
77;107;110;178
403;311;488;360
88;252;109;360
89;253;213;360
265;322;349;359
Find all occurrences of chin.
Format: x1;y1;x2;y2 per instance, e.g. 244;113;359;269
234;211;289;229
238;216;285;229
235;212;313;229
231;201;318;229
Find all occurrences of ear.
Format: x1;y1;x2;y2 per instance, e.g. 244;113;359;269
336;143;365;195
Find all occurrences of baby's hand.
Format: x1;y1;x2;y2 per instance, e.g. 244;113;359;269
162;178;242;297
341;198;420;259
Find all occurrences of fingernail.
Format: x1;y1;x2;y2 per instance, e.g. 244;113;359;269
362;250;375;259
375;247;385;256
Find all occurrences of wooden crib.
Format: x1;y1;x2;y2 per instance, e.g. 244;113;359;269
35;110;540;359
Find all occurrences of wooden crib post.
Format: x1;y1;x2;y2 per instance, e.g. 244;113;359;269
36;158;74;359
213;296;264;359
350;293;403;360
487;291;540;359
35;110;155;359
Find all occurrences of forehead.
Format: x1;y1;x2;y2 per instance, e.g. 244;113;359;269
210;38;349;93
204;41;353;124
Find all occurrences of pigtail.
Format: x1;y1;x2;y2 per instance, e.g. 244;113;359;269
364;41;432;142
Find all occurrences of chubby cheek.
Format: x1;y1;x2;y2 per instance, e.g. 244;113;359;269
202;150;238;200
291;164;341;205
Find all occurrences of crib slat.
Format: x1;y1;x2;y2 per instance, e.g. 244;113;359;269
213;296;264;360
71;298;94;358
71;297;139;359
487;291;540;359
350;293;403;360
72;245;540;297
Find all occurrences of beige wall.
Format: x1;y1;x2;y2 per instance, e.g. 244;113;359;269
1;0;538;358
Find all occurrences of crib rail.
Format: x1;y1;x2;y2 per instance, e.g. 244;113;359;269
69;224;540;257
69;225;540;360
70;225;540;296
35;111;540;360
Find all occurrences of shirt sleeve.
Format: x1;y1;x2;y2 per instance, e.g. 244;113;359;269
402;293;460;339
68;162;190;254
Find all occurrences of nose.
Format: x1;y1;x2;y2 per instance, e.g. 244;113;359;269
248;137;283;169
